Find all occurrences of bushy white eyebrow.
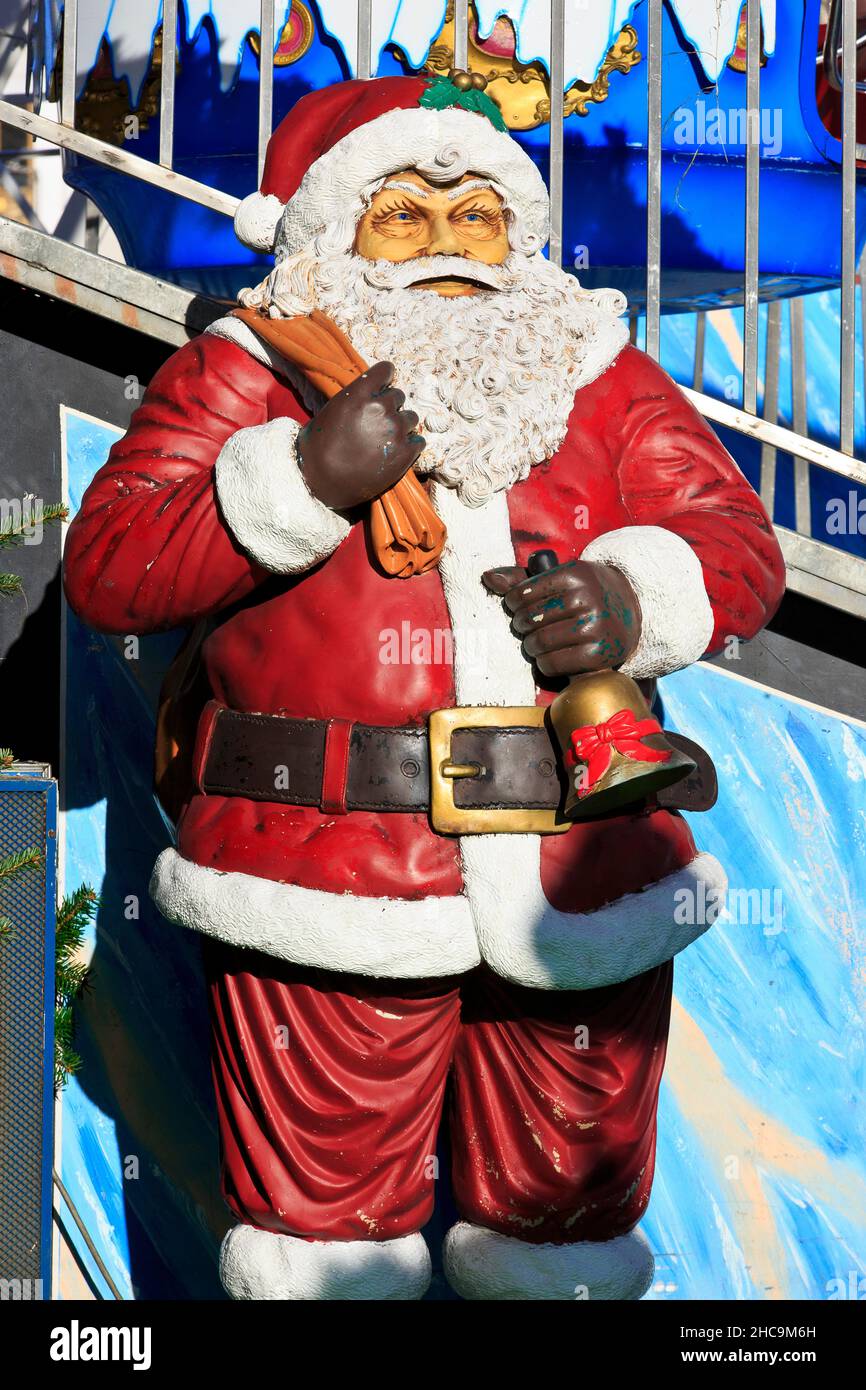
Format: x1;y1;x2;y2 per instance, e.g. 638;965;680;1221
447;180;496;200
382;180;430;198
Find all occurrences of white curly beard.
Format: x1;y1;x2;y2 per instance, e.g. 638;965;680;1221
240;237;628;507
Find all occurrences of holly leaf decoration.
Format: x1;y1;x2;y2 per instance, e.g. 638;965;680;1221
420;74;508;132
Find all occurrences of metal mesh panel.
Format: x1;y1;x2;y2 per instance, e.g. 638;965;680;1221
0;786;49;1290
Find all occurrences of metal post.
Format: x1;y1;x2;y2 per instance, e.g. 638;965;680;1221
357;0;373;80
790;295;811;535
60;0;77;128
548;0;565;268
645;0;662;360
693;310;706;391
453;0;469;71
158;0;178;169
257;0;275;184
840;0;857;455
743;0;761;414
84;198;99;253
760;300;781;517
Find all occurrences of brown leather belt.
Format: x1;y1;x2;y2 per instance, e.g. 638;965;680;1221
194;700;565;812
192;700;716;833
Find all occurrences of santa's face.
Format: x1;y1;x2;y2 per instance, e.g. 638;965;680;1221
353;171;510;298
240;162;627;504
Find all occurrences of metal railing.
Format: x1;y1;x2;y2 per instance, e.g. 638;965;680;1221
0;0;864;615
822;0;866;94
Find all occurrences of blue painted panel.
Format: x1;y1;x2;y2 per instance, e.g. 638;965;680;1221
645;664;866;1300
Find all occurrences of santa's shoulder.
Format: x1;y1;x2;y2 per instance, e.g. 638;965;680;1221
569;340;702;422
148;318;285;401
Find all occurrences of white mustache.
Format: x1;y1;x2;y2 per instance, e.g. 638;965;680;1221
362;254;524;293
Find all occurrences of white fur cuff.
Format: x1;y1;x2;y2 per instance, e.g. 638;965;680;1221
149;848;481;978
443;1223;654;1301
582;525;714;679
221;1225;431;1301
215;416;350;573
461;838;727;991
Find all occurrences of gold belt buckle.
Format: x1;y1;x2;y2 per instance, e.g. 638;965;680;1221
428;706;571;835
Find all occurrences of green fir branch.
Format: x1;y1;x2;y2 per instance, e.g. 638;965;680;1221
1;503;68;601
0;501;67;548
54;884;97;1093
0;845;44;880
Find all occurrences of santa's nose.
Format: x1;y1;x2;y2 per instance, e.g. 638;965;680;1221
426;213;462;257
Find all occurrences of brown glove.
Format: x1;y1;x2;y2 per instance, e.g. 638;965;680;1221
296;360;426;512
483;559;642;678
231;306;445;577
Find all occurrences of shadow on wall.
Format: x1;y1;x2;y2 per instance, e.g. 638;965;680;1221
62;611;227;1299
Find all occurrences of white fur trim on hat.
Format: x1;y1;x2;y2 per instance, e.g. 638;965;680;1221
220;1225;431;1301
443;1223;654;1301
149;847;481;978
214;416;351;574
277;106;549;258
234;190;285;254
581;525;714;680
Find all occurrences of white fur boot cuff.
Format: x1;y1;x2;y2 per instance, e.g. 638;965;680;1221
443;1222;654;1301
220;1225;432;1301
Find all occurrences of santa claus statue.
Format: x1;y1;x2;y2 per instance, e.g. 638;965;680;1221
64;75;785;1301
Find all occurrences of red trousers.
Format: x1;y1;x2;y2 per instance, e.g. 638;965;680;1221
203;942;672;1245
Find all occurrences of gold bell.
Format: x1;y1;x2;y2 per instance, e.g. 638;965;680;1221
548;669;696;819
527;550;695;820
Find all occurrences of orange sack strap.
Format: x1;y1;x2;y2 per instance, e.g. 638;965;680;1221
232;307;446;577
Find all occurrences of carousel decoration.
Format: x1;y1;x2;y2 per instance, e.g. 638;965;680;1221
58;27;175;148
727;2;769;73
249;2;315;67
422;2;641;130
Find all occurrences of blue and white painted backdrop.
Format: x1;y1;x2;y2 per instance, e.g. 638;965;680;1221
61;408;866;1301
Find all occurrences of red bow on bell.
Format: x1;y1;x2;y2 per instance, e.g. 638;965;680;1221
567;707;671;799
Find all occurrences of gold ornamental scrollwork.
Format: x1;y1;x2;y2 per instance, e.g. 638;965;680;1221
420;3;641;130
249;2;315;66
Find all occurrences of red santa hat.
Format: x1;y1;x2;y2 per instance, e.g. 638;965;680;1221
234;75;550;258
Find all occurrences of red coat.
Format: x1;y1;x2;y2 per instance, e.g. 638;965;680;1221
63;327;785;987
